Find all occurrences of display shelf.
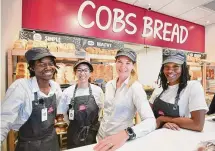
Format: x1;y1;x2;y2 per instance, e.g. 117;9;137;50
187;61;203;66
89;54;115;60
7;49;115;86
55;121;67;126
56;131;67;135
11;49;115;60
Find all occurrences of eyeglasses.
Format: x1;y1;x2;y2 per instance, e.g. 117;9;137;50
36;62;55;68
76;68;90;73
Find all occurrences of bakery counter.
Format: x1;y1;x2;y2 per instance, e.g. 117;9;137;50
65;116;215;151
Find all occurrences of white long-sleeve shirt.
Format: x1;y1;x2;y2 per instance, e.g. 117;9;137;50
0;77;62;141
98;78;156;139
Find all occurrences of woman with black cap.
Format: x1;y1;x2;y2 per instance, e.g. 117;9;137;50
150;49;208;131
57;60;104;149
1;47;62;151
94;48;156;151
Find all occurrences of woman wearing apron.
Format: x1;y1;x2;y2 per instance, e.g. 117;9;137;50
57;60;104;149
94;48;156;151
150;50;208;131
1;47;62;151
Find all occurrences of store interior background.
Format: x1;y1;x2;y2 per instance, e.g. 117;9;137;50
1;0;215;150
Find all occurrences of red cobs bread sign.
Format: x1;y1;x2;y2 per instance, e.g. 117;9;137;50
22;0;205;52
78;1;188;44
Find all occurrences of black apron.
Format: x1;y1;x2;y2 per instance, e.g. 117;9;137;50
152;90;180;119
15;92;60;151
67;84;99;149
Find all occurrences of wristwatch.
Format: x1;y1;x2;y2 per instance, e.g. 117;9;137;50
125;127;136;140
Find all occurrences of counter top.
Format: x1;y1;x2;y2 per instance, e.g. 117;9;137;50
65;116;215;151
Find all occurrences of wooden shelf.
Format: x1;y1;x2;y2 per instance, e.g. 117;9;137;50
89;54;115;60
11;49;115;60
187;61;202;66
56;131;67;135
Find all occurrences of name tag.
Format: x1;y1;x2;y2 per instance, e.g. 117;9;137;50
69;109;74;120
41;108;48;122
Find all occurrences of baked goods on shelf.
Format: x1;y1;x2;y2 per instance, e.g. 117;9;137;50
48;42;58;52
15;62;29;79
85;47;118;56
13;39;28;50
26;40;47;50
55;63;76;85
91;64;113;82
55;114;68;134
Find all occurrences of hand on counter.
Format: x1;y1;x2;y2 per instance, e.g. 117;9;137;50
163;122;180;130
93;130;129;151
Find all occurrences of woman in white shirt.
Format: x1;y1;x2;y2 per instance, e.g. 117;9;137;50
1;47;62;151
57;60;104;149
150;50;208;131
94;48;156;151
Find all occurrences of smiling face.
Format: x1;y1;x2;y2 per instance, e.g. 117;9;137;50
75;64;91;84
33;57;56;81
163;62;182;85
116;56;134;80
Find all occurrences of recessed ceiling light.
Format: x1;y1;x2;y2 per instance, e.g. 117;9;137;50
206;20;210;24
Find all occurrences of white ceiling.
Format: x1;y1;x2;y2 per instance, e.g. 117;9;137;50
118;0;215;26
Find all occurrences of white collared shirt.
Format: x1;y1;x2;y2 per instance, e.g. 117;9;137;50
0;77;62;141
98;78;156;139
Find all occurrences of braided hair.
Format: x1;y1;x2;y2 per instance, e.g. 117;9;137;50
157;62;189;96
27;57;59;78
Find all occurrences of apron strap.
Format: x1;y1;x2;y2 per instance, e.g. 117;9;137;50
34;92;39;105
173;92;180;110
154;90;164;104
34;92;38;101
89;83;92;96
70;83;92;107
155;88;180;110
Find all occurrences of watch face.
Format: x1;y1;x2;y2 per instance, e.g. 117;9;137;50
127;127;133;134
127;127;136;140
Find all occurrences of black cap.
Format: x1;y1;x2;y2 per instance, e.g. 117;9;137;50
115;48;137;63
25;47;56;63
73;60;93;72
163;49;186;65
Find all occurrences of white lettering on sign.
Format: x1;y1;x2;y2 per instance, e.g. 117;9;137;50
45;36;61;43
78;1;95;28
171;24;179;43
153;19;163;39
97;42;112;48
113;8;125;33
142;16;153;37
77;1;189;44
180;26;188;44
142;16;188;44
96;6;112;30
125;13;137;35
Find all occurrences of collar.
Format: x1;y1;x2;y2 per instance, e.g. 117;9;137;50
111;76;130;89
30;76;54;93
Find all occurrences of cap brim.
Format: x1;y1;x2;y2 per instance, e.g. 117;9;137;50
74;62;93;72
32;53;56;61
163;58;184;65
115;54;136;62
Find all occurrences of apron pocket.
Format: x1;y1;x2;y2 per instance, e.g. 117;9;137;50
15;140;40;151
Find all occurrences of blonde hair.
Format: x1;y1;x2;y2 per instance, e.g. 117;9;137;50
127;63;138;88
